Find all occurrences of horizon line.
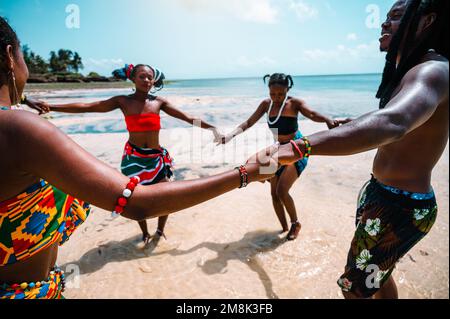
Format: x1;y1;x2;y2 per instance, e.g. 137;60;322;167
166;72;382;82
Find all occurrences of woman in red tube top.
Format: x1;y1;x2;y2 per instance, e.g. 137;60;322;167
34;64;222;244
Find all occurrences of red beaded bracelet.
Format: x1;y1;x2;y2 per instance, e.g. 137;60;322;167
235;165;248;188
112;176;140;218
290;140;304;160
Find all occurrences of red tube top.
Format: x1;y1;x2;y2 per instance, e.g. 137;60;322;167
125;113;161;132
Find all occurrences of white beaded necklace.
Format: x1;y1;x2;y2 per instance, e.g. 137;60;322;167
267;96;289;125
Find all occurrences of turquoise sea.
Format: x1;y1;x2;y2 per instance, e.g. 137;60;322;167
41;73;383;134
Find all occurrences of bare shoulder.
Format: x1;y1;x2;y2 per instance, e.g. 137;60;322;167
289;97;305;107
1;110;57;137
114;95;127;103
260;98;271;111
154;96;170;109
405;58;449;89
155;95;169;104
115;95;131;106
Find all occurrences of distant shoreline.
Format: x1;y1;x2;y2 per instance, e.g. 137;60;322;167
25;81;134;92
168;73;383;82
24;73;381;93
24;80;183;93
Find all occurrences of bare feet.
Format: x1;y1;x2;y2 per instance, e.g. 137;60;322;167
155;229;167;240
286;222;301;241
142;233;152;244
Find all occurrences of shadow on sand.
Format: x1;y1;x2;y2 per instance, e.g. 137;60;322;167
61;230;285;299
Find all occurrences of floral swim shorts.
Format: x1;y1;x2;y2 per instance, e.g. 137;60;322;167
337;176;438;298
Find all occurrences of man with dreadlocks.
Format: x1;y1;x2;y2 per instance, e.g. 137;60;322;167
271;0;448;298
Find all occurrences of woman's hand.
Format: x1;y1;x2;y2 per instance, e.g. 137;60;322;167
211;128;225;145
338;118;353;125
326;118;340;129
25;97;51;115
245;144;280;182
271;142;303;166
220;133;235;145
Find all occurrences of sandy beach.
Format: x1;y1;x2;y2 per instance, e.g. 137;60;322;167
3;0;449;301
54;120;449;299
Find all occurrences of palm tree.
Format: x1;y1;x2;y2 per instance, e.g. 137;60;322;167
22;45;49;74
70;52;83;73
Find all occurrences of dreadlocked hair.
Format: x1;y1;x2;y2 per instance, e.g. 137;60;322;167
376;0;449;109
0;17;20;88
263;73;294;90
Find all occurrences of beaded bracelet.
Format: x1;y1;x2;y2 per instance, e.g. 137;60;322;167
290;140;304;160
301;137;312;158
112;176;140;218
235;165;248;188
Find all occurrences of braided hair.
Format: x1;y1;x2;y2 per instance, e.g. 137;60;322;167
376;0;449;108
0;17;20;89
263;73;294;90
112;64;165;91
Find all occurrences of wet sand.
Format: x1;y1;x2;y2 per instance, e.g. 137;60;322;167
54;121;449;299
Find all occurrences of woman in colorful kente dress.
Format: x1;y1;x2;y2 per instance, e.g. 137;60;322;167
0;16;276;299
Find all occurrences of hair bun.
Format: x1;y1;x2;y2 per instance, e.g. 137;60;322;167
112;64;134;80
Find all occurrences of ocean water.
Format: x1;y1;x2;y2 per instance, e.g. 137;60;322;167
40;74;382;135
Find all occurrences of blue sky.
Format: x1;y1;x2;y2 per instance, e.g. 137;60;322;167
1;0;396;79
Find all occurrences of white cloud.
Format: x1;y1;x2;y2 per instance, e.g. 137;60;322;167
347;33;358;41
290;0;318;21
177;0;279;24
300;40;381;63
84;58;125;75
239;1;278;24
293;40;385;75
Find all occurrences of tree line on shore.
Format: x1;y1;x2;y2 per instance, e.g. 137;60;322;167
23;45;121;83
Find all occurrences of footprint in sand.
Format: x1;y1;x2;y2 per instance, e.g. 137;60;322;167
138;264;153;274
133;235;181;255
420;250;429;256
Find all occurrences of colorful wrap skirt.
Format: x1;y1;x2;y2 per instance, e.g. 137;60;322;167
121;142;174;185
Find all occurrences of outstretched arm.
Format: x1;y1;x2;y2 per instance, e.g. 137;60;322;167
47;96;122;113
161;98;216;130
295;98;339;129
275;61;449;163
160;98;222;142
222;101;268;144
7;111;272;221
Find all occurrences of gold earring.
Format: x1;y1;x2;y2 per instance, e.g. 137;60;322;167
10;71;20;107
